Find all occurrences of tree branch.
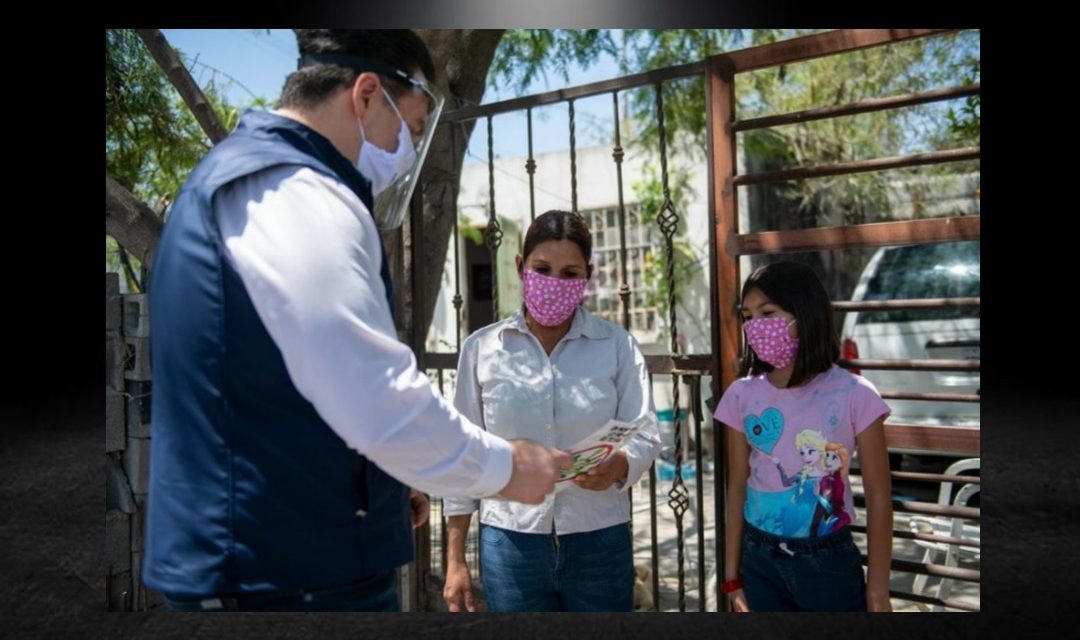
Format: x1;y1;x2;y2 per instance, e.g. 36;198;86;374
135;29;229;144
106;172;164;266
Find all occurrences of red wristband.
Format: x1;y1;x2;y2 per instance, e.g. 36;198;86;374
721;578;743;594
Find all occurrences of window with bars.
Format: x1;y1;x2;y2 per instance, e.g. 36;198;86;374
582;205;660;338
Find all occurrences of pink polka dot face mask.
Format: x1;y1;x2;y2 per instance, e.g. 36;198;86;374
744;316;799;369
522;269;588;327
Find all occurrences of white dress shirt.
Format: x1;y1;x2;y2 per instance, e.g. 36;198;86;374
443;307;662;534
213;163;513;499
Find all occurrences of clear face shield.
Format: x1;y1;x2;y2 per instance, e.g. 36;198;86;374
297;52;446;229
369;73;443;229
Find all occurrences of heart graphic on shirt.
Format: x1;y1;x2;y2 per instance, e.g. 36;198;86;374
744;408;784;455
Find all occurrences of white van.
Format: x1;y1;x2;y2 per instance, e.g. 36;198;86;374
840;240;980;431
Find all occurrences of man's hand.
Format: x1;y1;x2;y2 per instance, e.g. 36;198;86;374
409;489;429;528
497;439;572;504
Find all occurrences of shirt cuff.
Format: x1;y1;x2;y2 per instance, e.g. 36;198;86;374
442;497;480;517
621;447;651;493
461;431;514;499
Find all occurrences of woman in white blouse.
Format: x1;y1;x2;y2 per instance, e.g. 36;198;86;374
441;210;662;612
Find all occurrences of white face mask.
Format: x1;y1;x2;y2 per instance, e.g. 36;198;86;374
356;88;417;196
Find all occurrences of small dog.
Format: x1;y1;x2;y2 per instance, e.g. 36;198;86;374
634;563;654;610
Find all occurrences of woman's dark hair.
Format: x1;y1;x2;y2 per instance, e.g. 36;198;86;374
521;210;592;276
739;261;839;387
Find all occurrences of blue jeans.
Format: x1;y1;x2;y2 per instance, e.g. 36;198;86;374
163;570;398;612
740;522;867;612
479;523;634;612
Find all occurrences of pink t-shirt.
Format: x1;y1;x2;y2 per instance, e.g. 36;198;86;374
714;364;890;538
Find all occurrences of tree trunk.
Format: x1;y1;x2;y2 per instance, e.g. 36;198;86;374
404;29;505;345
105;173;164;267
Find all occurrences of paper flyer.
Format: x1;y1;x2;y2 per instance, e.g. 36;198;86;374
554;417;647;491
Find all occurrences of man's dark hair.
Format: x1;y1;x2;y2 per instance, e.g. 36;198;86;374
280;30;435;110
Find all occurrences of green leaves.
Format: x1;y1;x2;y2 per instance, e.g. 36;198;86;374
105;29;258;213
105;29;266;280
489;30;618;94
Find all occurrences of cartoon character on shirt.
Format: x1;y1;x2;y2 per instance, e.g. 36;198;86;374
771;429;827;494
811;442;852;537
770;429;827;537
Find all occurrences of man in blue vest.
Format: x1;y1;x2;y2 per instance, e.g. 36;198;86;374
143;29;571;612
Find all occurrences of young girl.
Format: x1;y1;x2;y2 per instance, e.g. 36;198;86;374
714;261;893;612
441;210;661;612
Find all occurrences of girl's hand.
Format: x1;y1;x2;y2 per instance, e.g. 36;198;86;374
867;587;892;612
728;588;750;612
857;416;894;613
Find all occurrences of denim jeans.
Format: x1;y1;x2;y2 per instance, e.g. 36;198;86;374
740;522;867;611
479;522;634;612
163;570;398;612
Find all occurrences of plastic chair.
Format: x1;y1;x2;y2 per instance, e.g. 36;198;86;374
909;458;980;610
